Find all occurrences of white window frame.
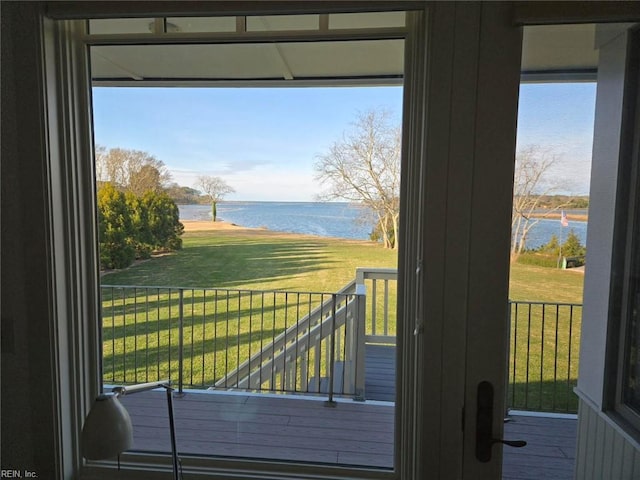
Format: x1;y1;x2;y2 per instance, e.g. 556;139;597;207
611;25;640;435
42;3;428;479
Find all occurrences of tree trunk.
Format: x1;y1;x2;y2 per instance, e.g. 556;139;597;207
392;213;399;250
212;201;217;222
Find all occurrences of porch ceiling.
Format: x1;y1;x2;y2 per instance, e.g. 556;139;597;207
90;23;597;86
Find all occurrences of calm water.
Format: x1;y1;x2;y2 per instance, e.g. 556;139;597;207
180;202;372;240
523;216;588;250
179;202;588;247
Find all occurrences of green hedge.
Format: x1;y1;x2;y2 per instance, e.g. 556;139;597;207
98;183;183;270
516;253;559;268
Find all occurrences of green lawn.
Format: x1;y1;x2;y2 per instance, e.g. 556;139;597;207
103;230;397;292
101;228;583;411
103;229;583;301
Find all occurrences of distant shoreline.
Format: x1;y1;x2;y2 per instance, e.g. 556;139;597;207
529;212;588;222
179;219;377;244
181;219;261;232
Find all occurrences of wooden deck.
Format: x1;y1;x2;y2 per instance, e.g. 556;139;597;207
120;390;395;467
117;343;577;477
503;414;577;480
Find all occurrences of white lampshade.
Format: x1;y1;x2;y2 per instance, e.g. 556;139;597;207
82;393;133;460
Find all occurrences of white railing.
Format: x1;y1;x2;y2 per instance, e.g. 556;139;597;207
356;268;398;345
216;283;367;401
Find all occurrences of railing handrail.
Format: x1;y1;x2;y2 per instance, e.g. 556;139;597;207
101;284;351;297
355;267;398;282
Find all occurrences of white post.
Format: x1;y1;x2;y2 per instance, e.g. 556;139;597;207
354;284;367;401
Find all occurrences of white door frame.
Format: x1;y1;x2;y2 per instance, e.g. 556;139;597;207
407;3;522;478
43;2;524;479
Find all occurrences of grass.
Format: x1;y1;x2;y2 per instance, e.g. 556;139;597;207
102;230;398;393
101;227;583;411
104;231;397;292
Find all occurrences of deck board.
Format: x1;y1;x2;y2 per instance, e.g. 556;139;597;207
365;344;396;402
116;345;576;478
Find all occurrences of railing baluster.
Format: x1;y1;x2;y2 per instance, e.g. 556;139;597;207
224;292;229;388
201;289;206;387
371;279;377;337
540;304;545;411
383;279;389;336
314;295;323;394
168;289;172;385
189;289;195;388
567;305;574;413
157;288;161;381
295;293;300;393
525;304;532;410
213;289;218;386
237;292;241;388
134;287;138;383
340;294;348;394
512;302;517;409
283;292;288;391
554;303;560;412
305;294;312;393
178;288;184;395
248;290;253;388
145;288;149;383
111;288;115;383
326;294;337;405
271;292;277;390
354;287;366;400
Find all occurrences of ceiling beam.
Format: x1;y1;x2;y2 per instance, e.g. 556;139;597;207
513;1;640;26
46;1;423;19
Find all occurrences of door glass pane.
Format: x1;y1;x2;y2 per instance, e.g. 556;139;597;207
621;72;640;415
505;23;597;480
622;254;640;414
89;12;407;470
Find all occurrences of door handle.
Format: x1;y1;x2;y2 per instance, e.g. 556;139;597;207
476;381;526;462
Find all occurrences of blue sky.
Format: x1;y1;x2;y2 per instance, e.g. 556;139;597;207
92;82;596;201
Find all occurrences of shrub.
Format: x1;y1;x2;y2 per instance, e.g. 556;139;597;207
97;184;184;269
98;184;136;269
141;191;184;251
561;229;586;257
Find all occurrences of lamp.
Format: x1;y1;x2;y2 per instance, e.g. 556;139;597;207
82;380;181;480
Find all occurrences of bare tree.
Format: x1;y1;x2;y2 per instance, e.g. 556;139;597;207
511;145;571;260
195;175;235;222
315;109;401;249
95;145;172;195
